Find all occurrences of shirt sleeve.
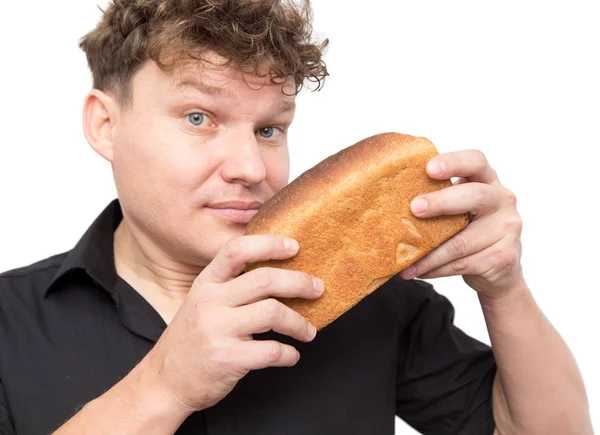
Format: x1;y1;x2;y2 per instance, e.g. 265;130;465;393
395;279;496;434
0;378;15;435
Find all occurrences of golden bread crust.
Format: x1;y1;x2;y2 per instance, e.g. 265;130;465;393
245;132;468;330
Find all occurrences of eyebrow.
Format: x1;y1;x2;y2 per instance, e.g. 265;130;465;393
278;100;296;113
175;77;233;98
173;77;296;113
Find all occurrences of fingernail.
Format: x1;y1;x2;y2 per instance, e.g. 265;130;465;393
313;277;324;294
411;198;428;214
308;323;317;340
428;160;446;175
402;266;417;280
284;238;299;251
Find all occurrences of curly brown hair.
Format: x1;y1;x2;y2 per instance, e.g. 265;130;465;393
79;0;329;106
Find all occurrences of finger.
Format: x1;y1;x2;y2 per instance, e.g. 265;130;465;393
401;213;503;280
414;235;520;281
234;298;317;342
197;235;300;284
426;150;499;185
236;340;301;370
411;182;503;218
223;267;324;307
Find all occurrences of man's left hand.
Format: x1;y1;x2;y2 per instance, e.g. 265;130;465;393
401;149;524;298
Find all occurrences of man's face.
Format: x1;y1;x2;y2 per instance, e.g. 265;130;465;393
111;55;295;267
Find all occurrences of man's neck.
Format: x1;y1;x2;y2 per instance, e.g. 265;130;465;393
113;219;202;324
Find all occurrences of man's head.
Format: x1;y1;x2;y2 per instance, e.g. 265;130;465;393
79;0;328;269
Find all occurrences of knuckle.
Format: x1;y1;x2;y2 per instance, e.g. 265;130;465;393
262;298;282;323
497;249;519;269
449;234;469;257
504;189;518;207
416;256;430;274
193;284;222;311
451;256;470;273
265;342;283;362
194;292;213;310
434;194;446;211
473;149;488;167
253;267;272;289
198;306;231;336
297;314;310;336
472;185;489;209
223;237;243;261
301;272;314;290
505;214;523;233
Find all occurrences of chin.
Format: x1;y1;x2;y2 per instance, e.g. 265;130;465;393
186;209;250;263
208;213;248;239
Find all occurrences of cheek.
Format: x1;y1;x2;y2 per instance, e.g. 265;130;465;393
114;118;206;194
264;146;290;192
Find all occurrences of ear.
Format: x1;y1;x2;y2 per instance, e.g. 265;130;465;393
82;89;120;162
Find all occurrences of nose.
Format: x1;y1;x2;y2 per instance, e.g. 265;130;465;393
220;129;267;186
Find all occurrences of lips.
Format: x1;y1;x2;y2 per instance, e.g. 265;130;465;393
204;207;259;224
204;200;263;225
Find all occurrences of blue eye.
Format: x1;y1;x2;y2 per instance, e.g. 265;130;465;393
188;113;205;126
259;127;276;138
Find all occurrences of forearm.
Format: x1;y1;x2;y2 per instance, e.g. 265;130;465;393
480;278;592;435
53;358;192;434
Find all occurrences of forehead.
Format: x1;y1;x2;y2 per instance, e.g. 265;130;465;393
167;55;296;98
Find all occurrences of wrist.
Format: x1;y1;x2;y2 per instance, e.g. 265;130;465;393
128;354;196;422
477;274;532;313
68;360;192;434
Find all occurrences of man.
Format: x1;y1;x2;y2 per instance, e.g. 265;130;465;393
0;0;592;434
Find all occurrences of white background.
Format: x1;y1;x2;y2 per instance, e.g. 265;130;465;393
1;0;599;432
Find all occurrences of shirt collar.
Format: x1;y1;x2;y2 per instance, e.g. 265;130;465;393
44;199;123;297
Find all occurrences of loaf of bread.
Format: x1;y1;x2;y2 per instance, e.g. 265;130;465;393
245;132;468;330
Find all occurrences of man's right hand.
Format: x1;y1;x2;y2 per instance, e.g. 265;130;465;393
142;235;323;415
53;235;320;434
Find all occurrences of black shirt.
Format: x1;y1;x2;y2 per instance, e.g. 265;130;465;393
0;200;496;435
